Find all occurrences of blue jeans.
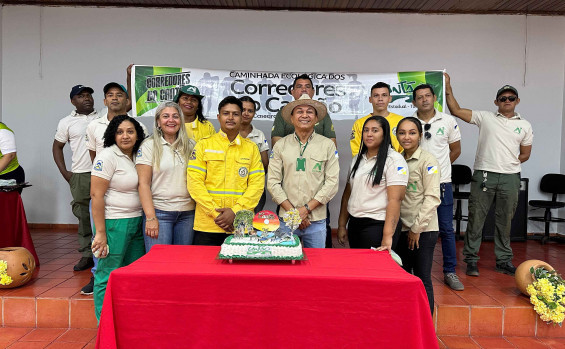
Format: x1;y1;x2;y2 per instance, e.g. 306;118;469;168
143;209;195;252
438;183;456;274
281;219;326;248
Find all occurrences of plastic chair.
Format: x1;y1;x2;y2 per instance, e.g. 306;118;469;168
451;164;473;239
528;173;565;244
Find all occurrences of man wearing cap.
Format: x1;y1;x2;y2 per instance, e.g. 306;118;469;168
187;96;265;246
86;82;147;161
174;85;215;141
268;95;340;248
411;83;463;291
52;85;99;272
350;82;404;156
444;73;533;276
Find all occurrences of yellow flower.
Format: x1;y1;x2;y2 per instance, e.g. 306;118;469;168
0;273;12;286
0;260;7;273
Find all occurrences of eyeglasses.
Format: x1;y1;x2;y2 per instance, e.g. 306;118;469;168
424;123;431;139
498;96;517;102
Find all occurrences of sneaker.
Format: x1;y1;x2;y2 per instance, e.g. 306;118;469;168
444;273;465;291
80;276;94;295
74;257;94;271
466;262;479;277
495;261;517;276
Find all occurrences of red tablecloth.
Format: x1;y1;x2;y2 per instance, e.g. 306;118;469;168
97;246;437;349
0;191;39;266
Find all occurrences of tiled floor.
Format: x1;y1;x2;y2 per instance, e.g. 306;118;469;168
1;229;565;348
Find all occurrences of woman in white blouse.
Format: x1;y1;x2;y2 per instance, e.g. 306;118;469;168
337;115;407;251
137;102;196;251
90;115;146;321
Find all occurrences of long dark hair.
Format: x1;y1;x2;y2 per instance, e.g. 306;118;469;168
350;115;391;186
103;115;146;155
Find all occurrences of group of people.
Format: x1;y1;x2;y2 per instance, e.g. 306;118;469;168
40;70;534;320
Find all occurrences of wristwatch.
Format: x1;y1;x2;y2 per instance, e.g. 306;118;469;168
304;203;312;214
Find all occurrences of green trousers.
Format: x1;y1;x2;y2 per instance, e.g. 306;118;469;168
94;216;145;321
69;172;93;258
463;170;520;264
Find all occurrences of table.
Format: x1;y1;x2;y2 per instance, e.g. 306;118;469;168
0;191;39;266
97;246;437;349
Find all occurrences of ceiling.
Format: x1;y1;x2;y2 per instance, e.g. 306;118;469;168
2;0;565;15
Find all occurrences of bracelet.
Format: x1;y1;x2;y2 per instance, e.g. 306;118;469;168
146;217;157;222
304;203;312;214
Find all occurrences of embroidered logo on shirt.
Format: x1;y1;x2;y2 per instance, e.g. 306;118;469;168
350;130;355;140
137;149;142;158
334;150;339;158
313;162;322;172
269;151;274;159
85;134;89;142
94;160;103;171
514;127;522;134
436;127;445;135
397;166;407;175
427;166;438;174
407;181;418;192
454;125;458;129
238;167;248;177
189;150;196;161
392;127;397;135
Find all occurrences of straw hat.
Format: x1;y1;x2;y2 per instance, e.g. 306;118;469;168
281;94;327;124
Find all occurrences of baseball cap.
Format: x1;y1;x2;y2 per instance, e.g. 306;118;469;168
496;85;518;98
173;85;204;103
103;82;128;97
70;85;94;99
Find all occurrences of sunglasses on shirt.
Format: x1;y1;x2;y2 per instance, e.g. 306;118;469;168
424;123;432;140
498;96;517;102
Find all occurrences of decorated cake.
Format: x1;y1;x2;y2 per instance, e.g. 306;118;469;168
218;210;304;260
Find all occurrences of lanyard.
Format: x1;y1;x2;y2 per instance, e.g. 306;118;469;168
298;138;309;158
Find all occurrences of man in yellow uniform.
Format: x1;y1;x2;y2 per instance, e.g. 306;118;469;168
187;96;265;246
350;82;404;156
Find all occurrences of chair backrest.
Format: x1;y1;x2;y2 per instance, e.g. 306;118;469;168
539;173;565;195
451;164;472;185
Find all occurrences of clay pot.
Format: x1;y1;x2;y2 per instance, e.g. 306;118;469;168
0;247;36;288
515;259;554;296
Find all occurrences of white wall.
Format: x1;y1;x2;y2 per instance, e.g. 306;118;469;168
2;5;564;232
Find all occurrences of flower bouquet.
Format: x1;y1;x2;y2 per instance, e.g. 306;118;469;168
526;266;565;326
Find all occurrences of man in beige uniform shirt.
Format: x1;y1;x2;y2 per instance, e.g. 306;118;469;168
267;95;339;248
444;73;533;277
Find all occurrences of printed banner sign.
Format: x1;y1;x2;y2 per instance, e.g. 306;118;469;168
132;65;445;120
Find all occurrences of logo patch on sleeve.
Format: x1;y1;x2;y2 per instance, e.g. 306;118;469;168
334;150;339;158
350;130;355;140
269;151;274;159
427;166;438;174
94;160;103;171
136;149;142;158
189;150;196;161
397;166;406;175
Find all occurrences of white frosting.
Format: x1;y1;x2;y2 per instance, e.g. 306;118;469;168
220;236;303;259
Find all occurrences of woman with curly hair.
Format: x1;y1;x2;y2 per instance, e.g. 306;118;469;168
90;115;146;320
136;102;196;251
